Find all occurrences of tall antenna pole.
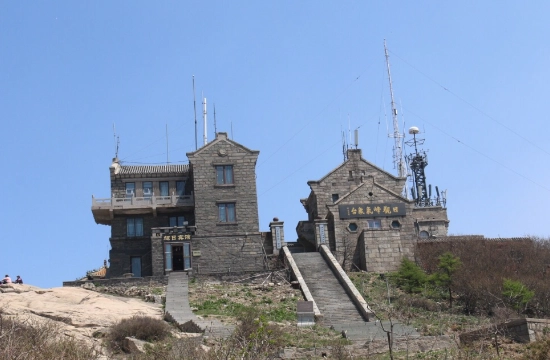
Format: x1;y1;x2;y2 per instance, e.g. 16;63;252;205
384;40;407;178
202;95;207;146
113;123;119;159
166;123;169;164
193;76;198;150
213;103;217;136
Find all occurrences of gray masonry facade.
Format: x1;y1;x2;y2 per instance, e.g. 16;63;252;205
298;149;449;273
92;132;271;278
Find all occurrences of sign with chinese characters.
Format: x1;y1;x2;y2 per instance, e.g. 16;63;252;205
275;226;282;249
338;203;406;219
162;233;192;241
319;224;326;244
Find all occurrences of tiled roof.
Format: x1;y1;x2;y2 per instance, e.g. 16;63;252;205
88;266;107;278
119;164;189;175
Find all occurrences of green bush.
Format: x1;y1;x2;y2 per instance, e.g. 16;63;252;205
502;278;534;312
107;315;172;352
391;258;427;293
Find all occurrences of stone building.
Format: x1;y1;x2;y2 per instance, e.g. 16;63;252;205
92;132;282;278
297;148;449;273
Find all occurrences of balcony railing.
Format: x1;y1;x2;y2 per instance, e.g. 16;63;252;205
92;194;194;209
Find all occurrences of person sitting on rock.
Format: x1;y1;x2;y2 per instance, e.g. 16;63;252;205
14;275;23;284
2;275;12;284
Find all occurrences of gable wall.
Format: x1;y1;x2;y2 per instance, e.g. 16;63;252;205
189;139;260;234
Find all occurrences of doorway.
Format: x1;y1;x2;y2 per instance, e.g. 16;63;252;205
172;245;184;271
164;243;191;272
131;256;142;277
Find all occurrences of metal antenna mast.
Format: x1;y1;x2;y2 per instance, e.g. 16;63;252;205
384;40;407;178
193;76;198;150
112;123;119;159
213;103;217;136
405;127;446;208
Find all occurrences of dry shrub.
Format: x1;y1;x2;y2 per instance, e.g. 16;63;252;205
521;336;550;360
107;315;171;352
0;312;98;360
132;337;208;360
416;236;550;316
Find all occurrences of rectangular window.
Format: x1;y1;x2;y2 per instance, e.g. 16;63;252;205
183;243;191;269
332;194;339;203
143;181;153;198
169;216;186;227
367;219;381;229
127;218;144;237
159;181;169;196
216;165;234;185
164;244;172;271
125;183;135;198
218;203;236;222
176;181;185;196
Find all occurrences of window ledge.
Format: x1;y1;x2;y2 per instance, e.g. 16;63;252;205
216;222;239;226
214;184;235;188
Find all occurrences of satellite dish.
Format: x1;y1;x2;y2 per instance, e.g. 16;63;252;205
409;126;420;135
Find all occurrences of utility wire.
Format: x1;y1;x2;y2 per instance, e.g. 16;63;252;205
259;139;341;196
405;108;550;193
257;64;375;168
388;49;550;158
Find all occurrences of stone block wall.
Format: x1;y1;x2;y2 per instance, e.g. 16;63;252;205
111;212;194;238
107;238;153;277
188;132;260;235
306;149;406;220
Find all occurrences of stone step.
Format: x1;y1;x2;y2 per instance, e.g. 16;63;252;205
292;252;366;325
165;272;234;339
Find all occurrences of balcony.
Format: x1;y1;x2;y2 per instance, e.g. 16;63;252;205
92;194;194;225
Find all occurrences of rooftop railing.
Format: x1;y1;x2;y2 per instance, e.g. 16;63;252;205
92;194;194;209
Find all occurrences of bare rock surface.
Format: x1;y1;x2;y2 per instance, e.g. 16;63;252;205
0;285;163;349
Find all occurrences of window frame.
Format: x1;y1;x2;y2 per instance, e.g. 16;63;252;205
176;181;185;196
367;219;382;229
125;182;135;198
218;202;236;223
215;165;234;185
127;218;144;237
169;215;186;227
142;181;153;198
159;181;169;196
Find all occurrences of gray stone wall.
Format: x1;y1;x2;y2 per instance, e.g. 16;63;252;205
188;133;260;235
107;238;153;277
111;212;194;238
306;149;406;220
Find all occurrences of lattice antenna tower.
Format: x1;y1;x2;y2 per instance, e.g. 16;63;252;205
405;127;445;208
384;40;407;178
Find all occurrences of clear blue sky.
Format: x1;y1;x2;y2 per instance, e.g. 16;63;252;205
2;1;549;288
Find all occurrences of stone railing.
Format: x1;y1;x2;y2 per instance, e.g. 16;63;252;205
92;194;194;209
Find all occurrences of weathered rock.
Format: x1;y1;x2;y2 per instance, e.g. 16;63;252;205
0;286;163;349
123;337;148;354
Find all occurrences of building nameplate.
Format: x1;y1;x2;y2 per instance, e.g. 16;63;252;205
275;226;282;249
162;233;192;241
338;203;406;219
192;250;201;256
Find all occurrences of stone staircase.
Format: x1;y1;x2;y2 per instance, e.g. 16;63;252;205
165;272;234;338
292;252;418;341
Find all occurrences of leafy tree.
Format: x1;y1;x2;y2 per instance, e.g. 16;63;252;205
502;278;534;312
391;257;427;293
430;252;461;308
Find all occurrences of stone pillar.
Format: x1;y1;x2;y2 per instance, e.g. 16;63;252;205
269;218;285;255
151;229;165;277
314;219;329;249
